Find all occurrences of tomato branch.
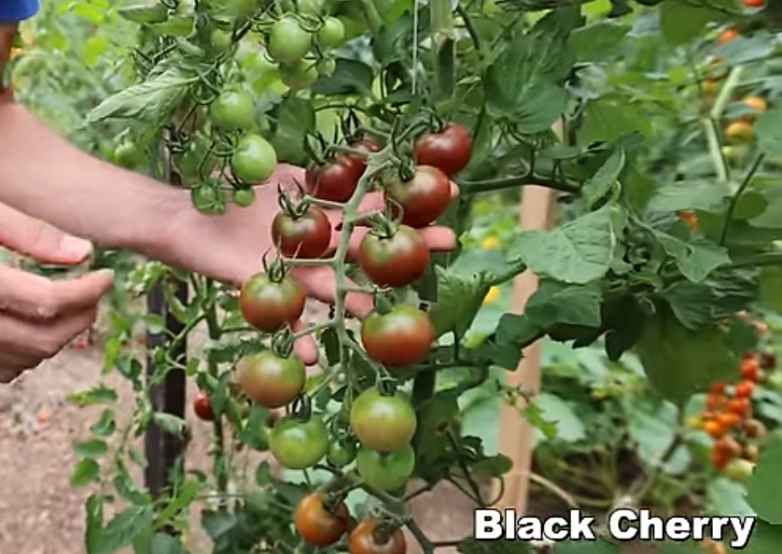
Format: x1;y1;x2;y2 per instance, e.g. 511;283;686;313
720;152;766;246
460;172;582;194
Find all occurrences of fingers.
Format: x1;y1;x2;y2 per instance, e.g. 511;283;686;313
291;320;319;366
0;202;93;264
0;267;114;321
292;266;374;319
0;306;98;383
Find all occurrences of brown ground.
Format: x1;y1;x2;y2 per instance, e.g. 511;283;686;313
0;339;669;554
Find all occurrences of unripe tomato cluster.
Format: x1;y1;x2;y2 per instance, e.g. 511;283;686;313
697;353;775;476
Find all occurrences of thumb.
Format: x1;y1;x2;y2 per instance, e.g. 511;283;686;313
0;203;93;265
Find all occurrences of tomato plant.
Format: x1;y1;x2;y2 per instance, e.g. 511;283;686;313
47;0;782;552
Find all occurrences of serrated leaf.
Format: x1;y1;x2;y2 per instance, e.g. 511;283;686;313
152;413;187;438
90;410;116;437
272;96;316;166
509;204;625;285
88;67;195;124
582;148;625;208
484;10;579;132
429;267;492;338
74;439;109;459
525;280;603;328
68;385;118;407
653;232;731;283
756;107;782;156
568;20;630;62
647;181;731;213
71;458;100;488
747;432;782;524
533;393;585;442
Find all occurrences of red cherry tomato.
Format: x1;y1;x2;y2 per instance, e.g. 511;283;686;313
386;165;452;228
361;306;435;367
193;391;214;421
240;272;306;332
294;493;350;547
306;155;364;202
272;204;332;258
359;225;430;287
741;357;760;382
735;381;755;399
414;123;473;177
743;0;764;8
728;398;751;418
349;519;407;554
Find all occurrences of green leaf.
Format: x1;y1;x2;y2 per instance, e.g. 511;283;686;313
484;10;579;132
152;413;187;438
71;458;100;488
556;540;619;554
526;280;603;329
653;232;731;283
149;533;188;554
312;58;374;95
659;0;718;45
89;506;155;554
582;148;625;209
759;267;782;312
756;107;782;156
627;399;676;464
68;385;118;407
647;180;731;213
747;432;782;524
88;67;195;125
239;404;270;451
534;393;585;442
429;267;493;338
157;479;201;526
118;2;169;24
707;477;755;518
730;521;782;553
90;410;117;437
568;21;630;62
272;96;316;166
471;454;513;478
508;204;626;285
74;439;109;459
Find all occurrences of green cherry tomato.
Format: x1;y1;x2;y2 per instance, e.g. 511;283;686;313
236;351;306;409
270;416;329;469
233;187;256;207
280;59;319;90
210;89;255;131
191;183;226;214
115;139;144;168
317;58;337;77
225;0;260;18
268;17;312;64
318;17;345;49
350;387;417;452
232;134;278;183
357;445;415;491
210;28;233;51
327;439;357;468
175;136;211;179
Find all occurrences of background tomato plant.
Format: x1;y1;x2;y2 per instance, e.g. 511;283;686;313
8;0;782;553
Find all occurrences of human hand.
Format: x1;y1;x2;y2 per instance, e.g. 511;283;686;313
0;203;114;383
160;164;458;364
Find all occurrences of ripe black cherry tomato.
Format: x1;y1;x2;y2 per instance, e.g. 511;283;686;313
272;204;332;258
349;519;407;554
306;155;364;202
193;391;214;421
236;351;306;408
349;137;382;175
350;387;417;452
414;123;473;176
359;225;430;287
386;165;451;228
361;306;435;367
295;493;351;546
240;272;306;332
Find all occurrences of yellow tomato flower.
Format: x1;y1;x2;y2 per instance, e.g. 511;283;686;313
483;286;501;305
481;235;500;251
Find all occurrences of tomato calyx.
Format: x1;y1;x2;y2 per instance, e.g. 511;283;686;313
277;183;314;220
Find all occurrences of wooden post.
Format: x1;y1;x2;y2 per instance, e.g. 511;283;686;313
496;185;556;512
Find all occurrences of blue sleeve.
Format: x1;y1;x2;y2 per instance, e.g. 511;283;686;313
0;0;40;22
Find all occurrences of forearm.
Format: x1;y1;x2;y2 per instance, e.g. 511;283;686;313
0;99;187;256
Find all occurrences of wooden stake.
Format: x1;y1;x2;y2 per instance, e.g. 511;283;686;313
496;184;556;512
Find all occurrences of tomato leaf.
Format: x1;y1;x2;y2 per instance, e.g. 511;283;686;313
569;20;630;62
756;107;782;157
312;58;374;95
652;232;731;283
272;96;316;165
74;439;109;459
582;147;625;209
429;267;493;338
88;66;195;125
68;385;118;407
659;1;720;46
526;280;603;328
747;432;782;524
508;204;626;285
148;533;189;554
647;180;731;213
533;393;585;443
484;9;579;133
72;458;101;488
